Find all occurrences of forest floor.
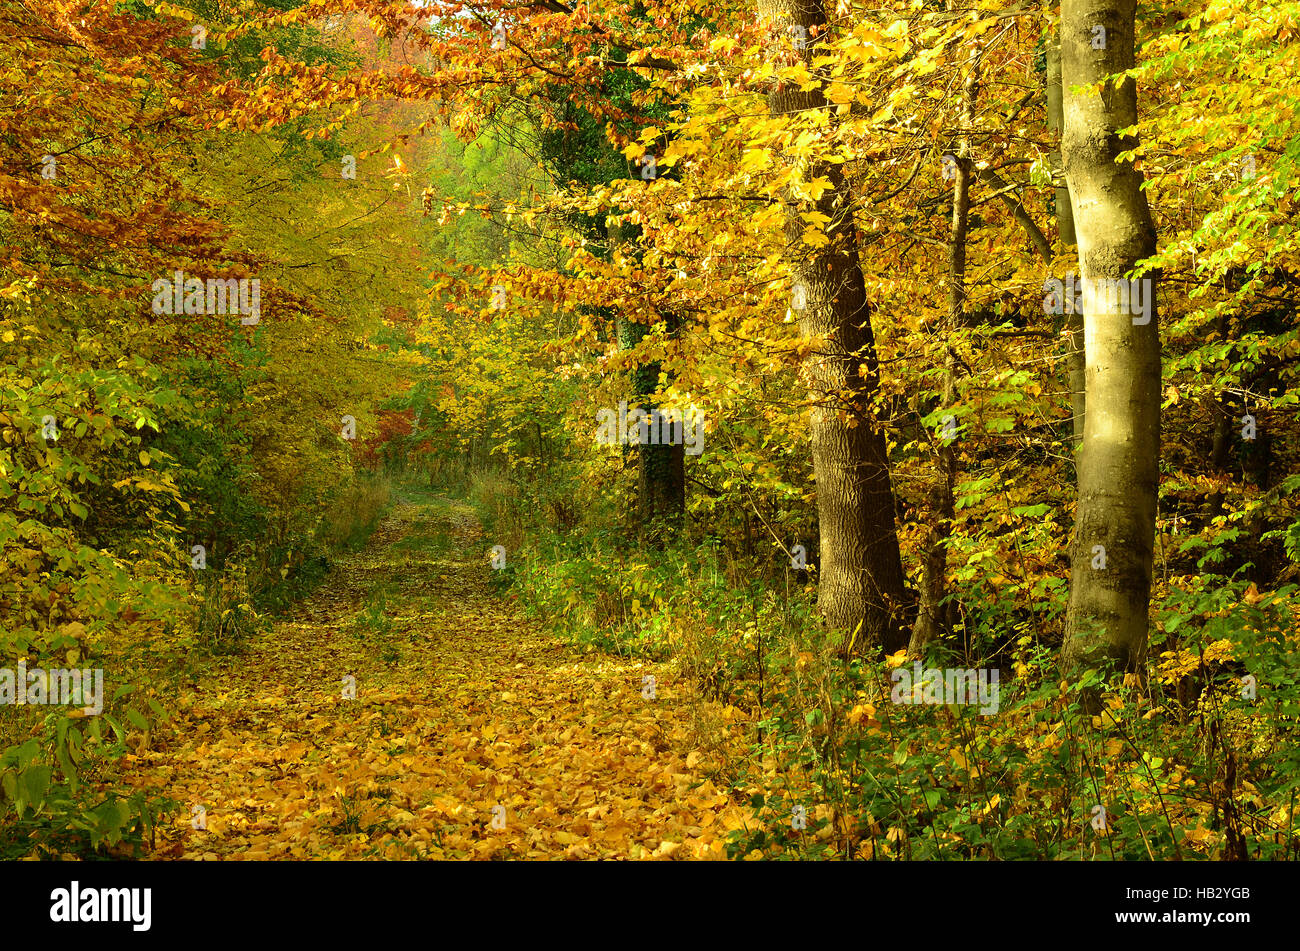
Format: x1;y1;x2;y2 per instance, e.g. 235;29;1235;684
124;493;754;859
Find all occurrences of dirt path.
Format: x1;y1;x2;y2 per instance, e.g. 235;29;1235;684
126;496;748;859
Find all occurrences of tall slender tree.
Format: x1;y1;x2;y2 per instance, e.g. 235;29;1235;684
1046;31;1085;448
910;37;980;658
1060;0;1160;680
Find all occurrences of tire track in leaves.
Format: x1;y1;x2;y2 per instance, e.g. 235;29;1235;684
126;497;753;859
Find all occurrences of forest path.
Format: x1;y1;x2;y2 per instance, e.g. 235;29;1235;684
126;494;748;859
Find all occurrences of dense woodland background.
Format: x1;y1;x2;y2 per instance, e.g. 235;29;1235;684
1;0;1298;860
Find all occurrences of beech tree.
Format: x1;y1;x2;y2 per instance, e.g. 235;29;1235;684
1059;0;1160;677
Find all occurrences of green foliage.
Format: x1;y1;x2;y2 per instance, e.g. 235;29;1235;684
485;497;1300;860
192;566;263;656
0;699;170;859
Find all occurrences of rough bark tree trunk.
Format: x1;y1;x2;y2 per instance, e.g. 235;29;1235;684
763;0;910;653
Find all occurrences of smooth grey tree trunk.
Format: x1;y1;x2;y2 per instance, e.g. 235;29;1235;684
1047;36;1086;449
1060;0;1160;679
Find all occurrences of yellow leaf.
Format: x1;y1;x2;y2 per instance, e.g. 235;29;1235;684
847;703;876;726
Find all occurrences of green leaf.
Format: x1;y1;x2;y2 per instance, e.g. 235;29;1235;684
56;738;78;791
1012;504;1051;518
21;765;52;813
102;714;126;741
1;770;18;811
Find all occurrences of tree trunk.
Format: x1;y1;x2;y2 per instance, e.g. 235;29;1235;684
1047;35;1086;449
909;38;978;658
608;218;686;540
611;213;691;543
764;0;910;653
1060;0;1160;678
614;312;686;540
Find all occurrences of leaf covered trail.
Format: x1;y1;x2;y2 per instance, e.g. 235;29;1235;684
127;497;749;859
